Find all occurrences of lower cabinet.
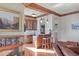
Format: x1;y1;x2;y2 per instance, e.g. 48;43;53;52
24;36;33;44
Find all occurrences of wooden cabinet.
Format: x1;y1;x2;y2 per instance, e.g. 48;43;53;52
24;36;33;43
32;20;37;30
36;35;43;48
24;16;37;31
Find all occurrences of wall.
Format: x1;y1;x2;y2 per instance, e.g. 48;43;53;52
58;13;79;42
36;14;60;43
37;14;55;35
24;14;55;35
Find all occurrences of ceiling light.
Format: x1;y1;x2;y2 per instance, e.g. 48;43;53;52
46;18;48;24
40;18;43;23
32;13;36;17
46;21;48;24
40;20;42;23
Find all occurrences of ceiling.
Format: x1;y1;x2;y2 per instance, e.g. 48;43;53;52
37;3;79;14
24;3;79;17
0;3;79;17
24;8;44;17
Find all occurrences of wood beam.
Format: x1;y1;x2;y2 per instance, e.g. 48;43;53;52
60;11;79;16
36;13;49;18
23;3;61;16
25;15;36;18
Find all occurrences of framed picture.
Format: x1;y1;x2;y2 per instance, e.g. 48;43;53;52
72;24;79;30
0;8;21;32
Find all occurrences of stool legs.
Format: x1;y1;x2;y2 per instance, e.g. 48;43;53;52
42;38;53;49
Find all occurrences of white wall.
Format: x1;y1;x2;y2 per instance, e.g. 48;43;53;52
36;14;60;43
37;14;55;35
42;14;54;34
34;13;79;42
58;13;79;42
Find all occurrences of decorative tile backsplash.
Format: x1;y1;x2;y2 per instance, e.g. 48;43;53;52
0;36;24;47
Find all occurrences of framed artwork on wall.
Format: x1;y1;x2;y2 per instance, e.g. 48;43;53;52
0;8;22;32
72;24;79;30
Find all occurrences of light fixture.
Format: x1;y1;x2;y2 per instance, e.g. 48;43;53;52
46;18;48;24
40;18;43;23
32;13;36;17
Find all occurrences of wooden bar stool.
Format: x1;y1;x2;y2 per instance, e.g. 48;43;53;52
46;37;51;49
42;38;47;49
37;35;43;48
50;37;53;49
42;37;53;49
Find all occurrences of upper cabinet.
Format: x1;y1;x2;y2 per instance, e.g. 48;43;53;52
24;16;37;31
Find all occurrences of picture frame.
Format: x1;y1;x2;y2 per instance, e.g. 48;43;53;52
0;7;22;32
72;24;79;30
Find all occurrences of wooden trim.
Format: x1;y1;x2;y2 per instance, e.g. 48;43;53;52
23;3;61;16
60;11;79;16
25;14;49;18
36;13;49;18
25;15;36;18
37;10;79;17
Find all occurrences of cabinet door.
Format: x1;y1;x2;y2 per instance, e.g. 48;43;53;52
29;20;33;30
25;20;37;30
32;20;37;30
25;20;28;30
